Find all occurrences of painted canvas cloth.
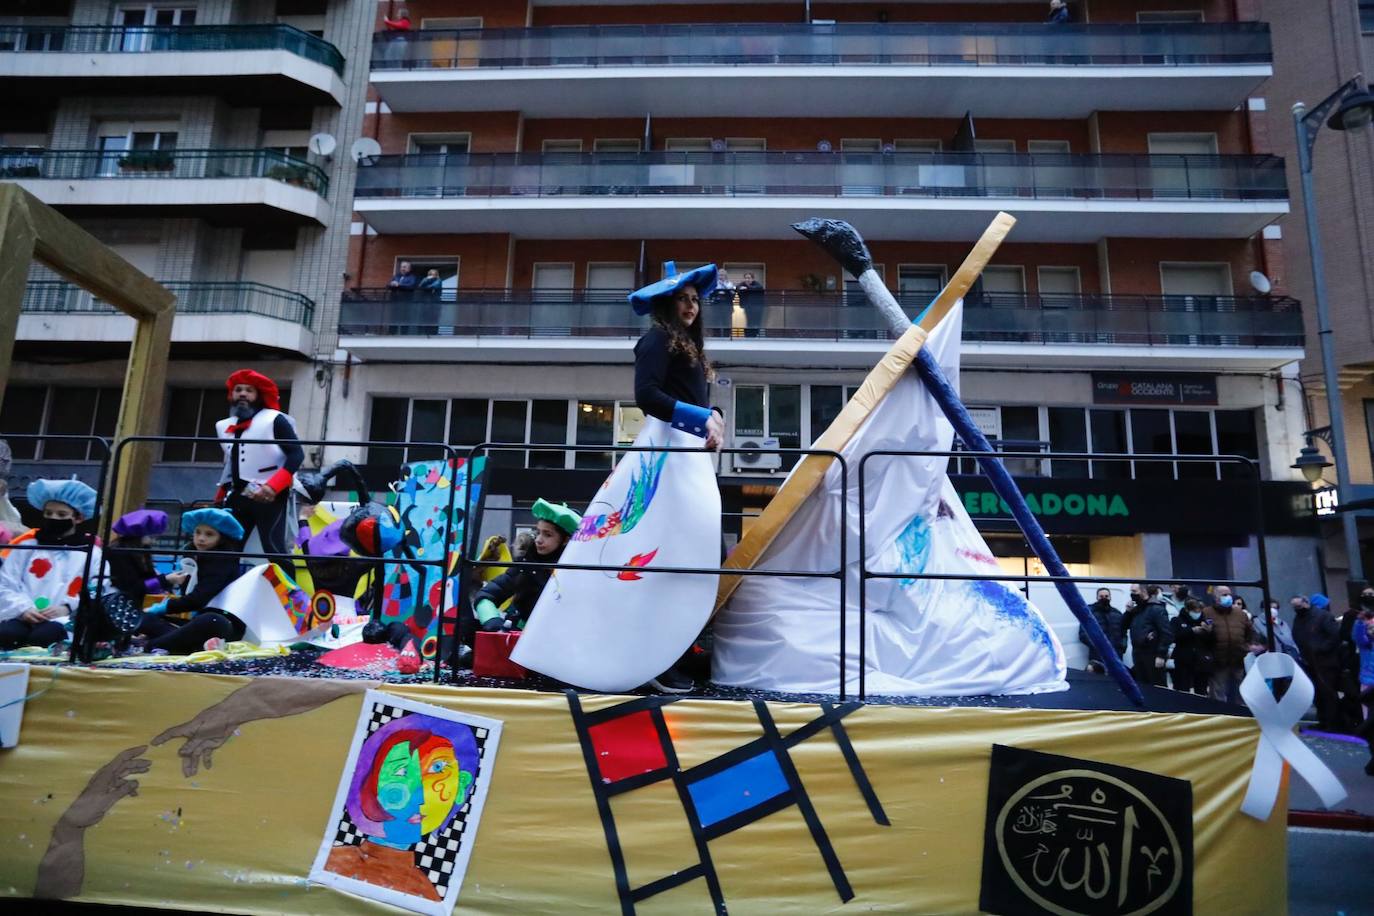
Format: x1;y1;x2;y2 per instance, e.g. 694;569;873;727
512;418;721;692
713;305;1067;696
379;458;484;658
309;690;502;916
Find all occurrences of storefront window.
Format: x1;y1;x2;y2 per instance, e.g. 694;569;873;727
811;385;844;439
575;400;615;469
490;400;528;468
734;386;765;438
1173;411;1215;479
408;399;447;461
448;399;487;450
1046;407;1087;478
769;385;801;470
1215;409;1259;480
1129;409;1173;479
1089;409;1129;479
1000;406;1041;476
529;399;568;469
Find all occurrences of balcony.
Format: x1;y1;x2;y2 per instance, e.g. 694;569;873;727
337;289;1304;371
2;148;330;226
352;150;1288;241
0;24;346;106
19;280;316;356
369;22;1272;117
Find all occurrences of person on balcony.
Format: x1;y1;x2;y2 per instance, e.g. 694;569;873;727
388;261;417;300
1047;0;1071;23
383;8;412;32
737;271;766;338
214;369;303;559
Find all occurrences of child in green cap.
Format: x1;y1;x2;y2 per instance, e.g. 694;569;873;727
474;498;580;632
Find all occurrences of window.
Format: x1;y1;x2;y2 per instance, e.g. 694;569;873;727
575;401;615;469
532;262;574;297
893;139;941;152
394;256;458;296
724;138;766;151
1363;1;1374;31
542;139;582;153
974;139;1016;153
586;263;635;297
408;133;469;156
1047;407;1087;478
1000;406;1042;477
1129;409;1174;479
724;263;766;288
261;129;310;161
1147;133;1219;155
593;139;641;153
1037;267;1081;306
664;138;712;151
1173;411;1215;479
898;265;946;307
1089;409;1130;479
0;385;120;461
1159;262;1231;299
96;125;178;176
1214;410;1259;480
113;6;196;52
809;385;858;444
163;389;229;463
1028;140;1071;154
421;17;482;29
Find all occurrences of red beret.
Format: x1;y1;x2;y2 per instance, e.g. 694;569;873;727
226;369;281;410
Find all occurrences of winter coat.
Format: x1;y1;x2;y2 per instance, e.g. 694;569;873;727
1291;606;1341;671
475;542;566;625
1170;613;1214;673
164;540;242;616
1354;618;1374;688
1203;604;1256;670
1078;600;1125;664
0;531;109;624
104;540;170;601
1127;599;1172;662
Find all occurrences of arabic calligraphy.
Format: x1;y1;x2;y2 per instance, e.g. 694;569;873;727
993;769;1186;915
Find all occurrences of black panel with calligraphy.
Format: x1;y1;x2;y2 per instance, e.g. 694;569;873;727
979;744;1193;916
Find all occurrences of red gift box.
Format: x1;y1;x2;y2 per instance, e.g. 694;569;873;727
473;631;527;679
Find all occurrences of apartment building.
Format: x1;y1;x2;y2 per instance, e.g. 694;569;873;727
0;0;374;497
1260;0;1374;600
326;0;1320;599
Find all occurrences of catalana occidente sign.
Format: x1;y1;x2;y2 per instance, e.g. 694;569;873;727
950;476;1315;537
1091;373;1218;406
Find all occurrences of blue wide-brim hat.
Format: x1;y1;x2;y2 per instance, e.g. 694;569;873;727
181;507;245;541
27;478;98;519
627;262;718;316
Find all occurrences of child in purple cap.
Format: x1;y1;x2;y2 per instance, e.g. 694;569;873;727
106;509;185;605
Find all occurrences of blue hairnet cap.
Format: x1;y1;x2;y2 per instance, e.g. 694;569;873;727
27;478;97;519
627;262;718;316
181;507;245;542
1310;593;1330;609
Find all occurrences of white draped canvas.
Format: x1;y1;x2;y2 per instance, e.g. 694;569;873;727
511;418;722;691
713;305;1067;696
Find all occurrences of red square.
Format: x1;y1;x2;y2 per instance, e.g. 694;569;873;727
473;631;527;679
586;710;668;784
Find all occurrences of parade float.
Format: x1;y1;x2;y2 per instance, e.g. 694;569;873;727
0;189;1345;915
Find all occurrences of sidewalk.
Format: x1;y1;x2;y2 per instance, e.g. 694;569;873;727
1289;728;1374;824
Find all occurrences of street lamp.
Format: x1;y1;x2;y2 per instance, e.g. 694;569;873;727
1293;76;1374;598
1291;437;1333;483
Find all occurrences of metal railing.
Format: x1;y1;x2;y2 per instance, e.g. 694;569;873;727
338;288;1304;348
353;150;1287;203
0;148;329;198
371;21;1272;71
0;23;345;74
23;280;316;329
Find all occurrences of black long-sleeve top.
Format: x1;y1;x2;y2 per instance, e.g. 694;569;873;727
165;540;243;615
633;326;711;424
475;542;566;624
105;542;169;599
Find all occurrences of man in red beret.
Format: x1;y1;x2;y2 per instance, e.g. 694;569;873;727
214;369;303;557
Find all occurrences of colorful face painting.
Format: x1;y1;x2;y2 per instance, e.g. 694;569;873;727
380;458;485;659
310;690;502;916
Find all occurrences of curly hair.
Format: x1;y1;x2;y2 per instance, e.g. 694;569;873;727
651;290;715;382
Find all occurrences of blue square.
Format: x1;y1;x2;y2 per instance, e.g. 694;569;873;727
687;752;790;829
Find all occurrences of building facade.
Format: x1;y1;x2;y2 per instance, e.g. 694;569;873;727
336;0;1318;602
0;0;375;498
1260;0;1374;602
0;0;1327;604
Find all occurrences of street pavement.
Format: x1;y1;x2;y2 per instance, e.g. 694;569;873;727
1289;729;1372;915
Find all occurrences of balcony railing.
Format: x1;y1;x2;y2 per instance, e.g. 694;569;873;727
0;24;345;74
371;21;1271;71
0;148;329;198
338;289;1302;348
353;150;1286;203
25;280;315;328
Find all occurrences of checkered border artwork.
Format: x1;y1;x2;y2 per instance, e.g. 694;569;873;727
310;690;504;916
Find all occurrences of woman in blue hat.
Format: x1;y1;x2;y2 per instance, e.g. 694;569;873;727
631;262;725;450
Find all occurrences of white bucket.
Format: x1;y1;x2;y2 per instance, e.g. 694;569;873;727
0;663;32;749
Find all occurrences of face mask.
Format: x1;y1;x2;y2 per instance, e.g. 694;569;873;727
1360;595;1374;611
231;400;255;420
1188;611;1202;620
38;517;75;540
1219;596;1233;608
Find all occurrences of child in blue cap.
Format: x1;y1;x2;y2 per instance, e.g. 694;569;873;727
139;507;246;654
0;479;108;649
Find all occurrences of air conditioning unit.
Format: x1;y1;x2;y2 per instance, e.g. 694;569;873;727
733;436;782;472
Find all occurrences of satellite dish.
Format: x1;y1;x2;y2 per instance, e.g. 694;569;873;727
1249;270;1273;294
710;138;727;152
309;133;337;158
816;140;832;153
350;137;382;162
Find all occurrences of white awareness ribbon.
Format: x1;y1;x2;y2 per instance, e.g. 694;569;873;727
1239;651;1347;820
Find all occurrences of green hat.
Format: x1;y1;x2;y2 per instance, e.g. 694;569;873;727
531;498;581;537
